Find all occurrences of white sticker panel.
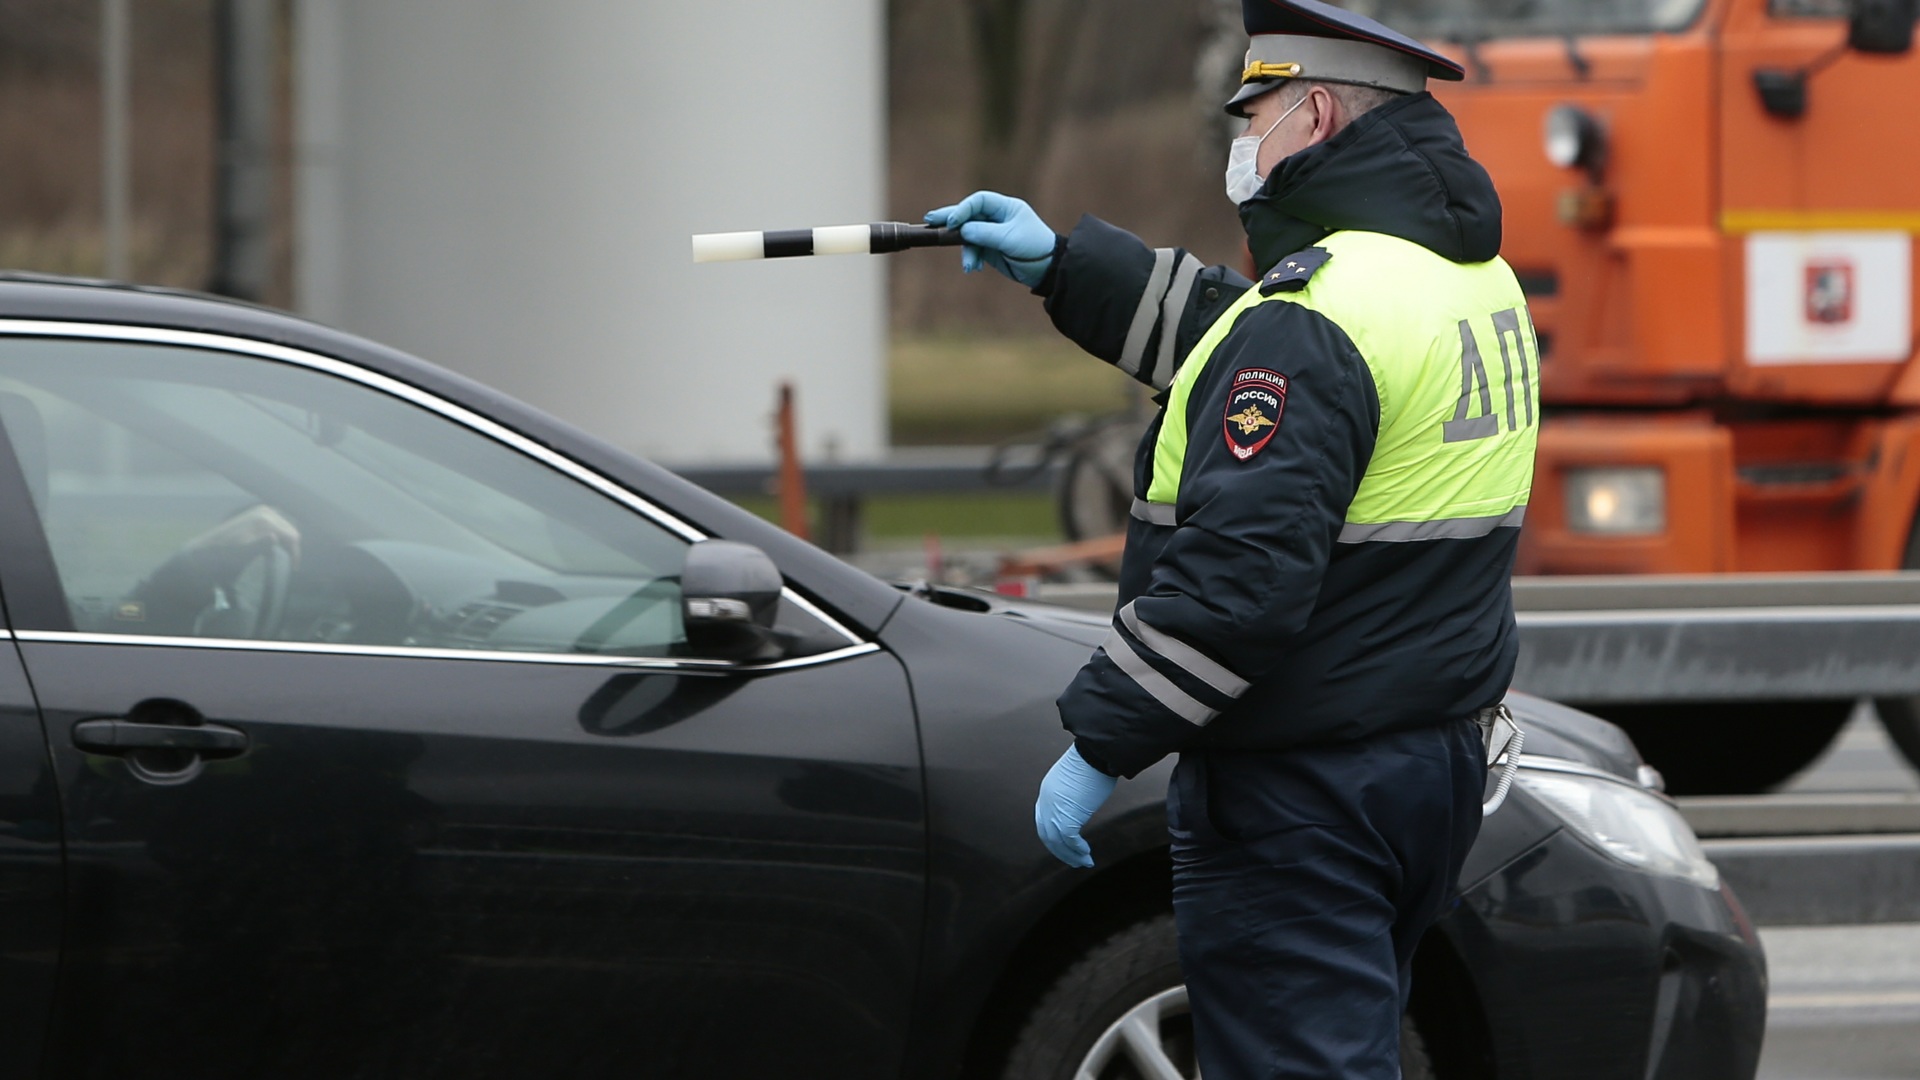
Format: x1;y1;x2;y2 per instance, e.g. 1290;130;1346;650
1746;231;1912;365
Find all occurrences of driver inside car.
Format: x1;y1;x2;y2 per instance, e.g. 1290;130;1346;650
112;504;302;638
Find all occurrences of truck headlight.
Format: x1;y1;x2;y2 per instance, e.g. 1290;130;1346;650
1564;467;1665;534
1544;104;1607;174
1519;770;1720;889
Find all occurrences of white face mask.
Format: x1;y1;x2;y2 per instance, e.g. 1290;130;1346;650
1224;92;1309;205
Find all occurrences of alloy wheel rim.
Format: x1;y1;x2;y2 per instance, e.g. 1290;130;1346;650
1074;984;1198;1080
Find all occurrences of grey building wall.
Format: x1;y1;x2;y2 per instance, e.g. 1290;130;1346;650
295;1;886;464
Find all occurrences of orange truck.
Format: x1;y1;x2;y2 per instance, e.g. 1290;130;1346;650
1415;0;1920;790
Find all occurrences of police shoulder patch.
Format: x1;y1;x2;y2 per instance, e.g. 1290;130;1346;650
1258;246;1332;295
1223;368;1288;461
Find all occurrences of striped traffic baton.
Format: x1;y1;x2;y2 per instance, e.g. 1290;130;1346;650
692;222;963;263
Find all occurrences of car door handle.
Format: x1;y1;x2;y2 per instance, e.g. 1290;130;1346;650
71;718;249;756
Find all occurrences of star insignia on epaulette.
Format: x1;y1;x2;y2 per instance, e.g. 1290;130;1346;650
1259;246;1332;295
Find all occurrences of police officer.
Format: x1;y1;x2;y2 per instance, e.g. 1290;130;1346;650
924;1;1538;1076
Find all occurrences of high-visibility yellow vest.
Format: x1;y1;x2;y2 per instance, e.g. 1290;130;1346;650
1148;230;1538;541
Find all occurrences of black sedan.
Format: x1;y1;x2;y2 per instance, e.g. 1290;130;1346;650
0;275;1762;1079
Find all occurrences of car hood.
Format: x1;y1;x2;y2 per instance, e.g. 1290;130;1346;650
892;584;1112;648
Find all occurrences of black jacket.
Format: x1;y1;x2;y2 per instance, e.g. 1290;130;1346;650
1040;93;1525;778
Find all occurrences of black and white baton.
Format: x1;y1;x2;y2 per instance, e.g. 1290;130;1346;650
692;222;964;263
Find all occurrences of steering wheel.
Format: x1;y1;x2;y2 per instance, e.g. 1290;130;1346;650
248;541;294;640
192;540;294;640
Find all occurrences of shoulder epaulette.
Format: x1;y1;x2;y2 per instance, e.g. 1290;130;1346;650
1259;247;1332;296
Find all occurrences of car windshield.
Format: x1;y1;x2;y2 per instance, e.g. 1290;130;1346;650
1343;0;1707;40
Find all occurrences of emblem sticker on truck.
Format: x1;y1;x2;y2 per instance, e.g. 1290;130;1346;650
1224;368;1287;461
1746;231;1911;365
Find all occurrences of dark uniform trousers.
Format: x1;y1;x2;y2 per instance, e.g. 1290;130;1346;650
1168;717;1487;1079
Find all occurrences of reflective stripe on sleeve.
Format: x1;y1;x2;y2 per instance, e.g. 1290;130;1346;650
1149;255;1204;389
1337;506;1526;544
1129;499;1177;526
1118;601;1249;698
1118;249;1177;379
1101;630;1219;726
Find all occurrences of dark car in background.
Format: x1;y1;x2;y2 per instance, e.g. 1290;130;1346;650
0;276;1763;1079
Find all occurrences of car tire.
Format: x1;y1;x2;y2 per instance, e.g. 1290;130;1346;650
1001;913;1436;1080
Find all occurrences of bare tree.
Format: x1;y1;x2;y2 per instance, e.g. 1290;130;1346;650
965;0;1026;185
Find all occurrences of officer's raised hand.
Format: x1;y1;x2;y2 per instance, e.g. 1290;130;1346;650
924;191;1058;287
1034;744;1117;867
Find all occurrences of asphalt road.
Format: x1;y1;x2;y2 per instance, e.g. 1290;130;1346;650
1757;706;1920;1080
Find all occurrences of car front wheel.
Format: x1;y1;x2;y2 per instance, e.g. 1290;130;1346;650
1000;914;1434;1080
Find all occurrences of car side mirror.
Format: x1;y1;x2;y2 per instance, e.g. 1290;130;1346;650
680;539;790;661
1851;0;1916;55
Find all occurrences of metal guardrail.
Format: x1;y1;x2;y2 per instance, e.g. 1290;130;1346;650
1682;797;1920;924
1510;573;1920;611
1680;793;1920;838
1030;574;1920;703
1510;574;1920;703
1687;793;1920;926
1706;833;1920;925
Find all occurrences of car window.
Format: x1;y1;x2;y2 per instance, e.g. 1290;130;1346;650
0;335;712;657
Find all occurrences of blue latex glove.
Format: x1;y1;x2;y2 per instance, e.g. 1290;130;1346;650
924;191;1058;287
1034;744;1118;868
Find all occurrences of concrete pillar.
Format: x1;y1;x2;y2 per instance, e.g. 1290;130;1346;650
295;1;887;464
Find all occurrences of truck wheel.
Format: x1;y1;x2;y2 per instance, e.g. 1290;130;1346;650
1000;914;1436;1080
1583;701;1851;795
1874;524;1920;776
1875;698;1920;773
